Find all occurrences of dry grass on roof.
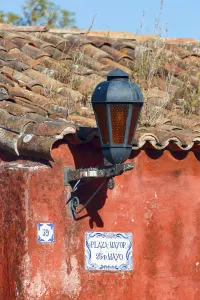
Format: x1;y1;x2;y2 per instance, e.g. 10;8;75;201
0;24;200;132
39;31;200;128
49;35;200;128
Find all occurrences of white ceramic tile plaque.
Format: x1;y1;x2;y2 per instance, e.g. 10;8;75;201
37;223;55;243
85;232;132;271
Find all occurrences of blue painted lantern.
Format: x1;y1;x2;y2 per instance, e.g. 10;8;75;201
91;68;144;164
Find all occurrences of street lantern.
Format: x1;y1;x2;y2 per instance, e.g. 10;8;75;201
64;68;144;216
91;68;144;164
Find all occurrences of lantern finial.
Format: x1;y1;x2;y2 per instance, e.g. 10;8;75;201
106;68;130;81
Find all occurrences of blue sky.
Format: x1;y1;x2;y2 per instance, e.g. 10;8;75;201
1;0;200;39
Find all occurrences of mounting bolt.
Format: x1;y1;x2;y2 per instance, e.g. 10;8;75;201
108;178;115;190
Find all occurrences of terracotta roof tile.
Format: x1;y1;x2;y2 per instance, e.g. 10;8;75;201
0;37;19;51
0;48;14;61
8;86;53;107
21;44;50;60
22;113;48;122
97;57;132;74
13;97;49;116
8;37;36;48
0;73;16;86
0;27;200;160
8;31;54;49
133;129;200;151
162;63;185;77
34;32;68;47
17;124;76;159
165;43;200;59
9;48;39;68
0;128;19;154
81;43;112;61
0;101;36;116
0;108;35;133
23;121;75;136
87;37;111;47
81;54;105;72
8;70;43;90
100;44;133;62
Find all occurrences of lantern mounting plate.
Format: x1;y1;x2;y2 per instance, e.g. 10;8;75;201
64;163;134;186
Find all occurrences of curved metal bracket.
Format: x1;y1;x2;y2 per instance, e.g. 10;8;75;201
65;163;134;217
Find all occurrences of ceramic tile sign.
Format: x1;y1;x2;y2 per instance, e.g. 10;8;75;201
85;232;132;271
37;223;55;243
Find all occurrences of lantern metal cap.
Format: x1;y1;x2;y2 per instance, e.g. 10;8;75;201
92;68;143;104
106;68;130;81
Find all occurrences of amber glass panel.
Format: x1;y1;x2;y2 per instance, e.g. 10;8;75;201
110;104;129;144
95;104;109;144
128;105;140;144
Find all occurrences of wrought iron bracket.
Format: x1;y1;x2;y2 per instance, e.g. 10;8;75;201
65;163;134;217
64;162;134;186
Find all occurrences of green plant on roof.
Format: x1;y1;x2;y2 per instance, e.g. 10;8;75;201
0;0;76;28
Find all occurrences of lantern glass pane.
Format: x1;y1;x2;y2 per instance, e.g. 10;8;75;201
110;104;129;144
128;105;141;144
94;104;109;144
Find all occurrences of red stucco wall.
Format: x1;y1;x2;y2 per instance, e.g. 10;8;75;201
1;142;200;299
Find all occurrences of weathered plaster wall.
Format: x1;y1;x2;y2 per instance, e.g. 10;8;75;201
1;142;200;299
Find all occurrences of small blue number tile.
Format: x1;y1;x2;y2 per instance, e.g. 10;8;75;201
37;223;55;243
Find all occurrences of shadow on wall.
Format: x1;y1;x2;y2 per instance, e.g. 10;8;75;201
130;147;191;161
68;142;108;229
1;135;199;230
62;138;200;228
